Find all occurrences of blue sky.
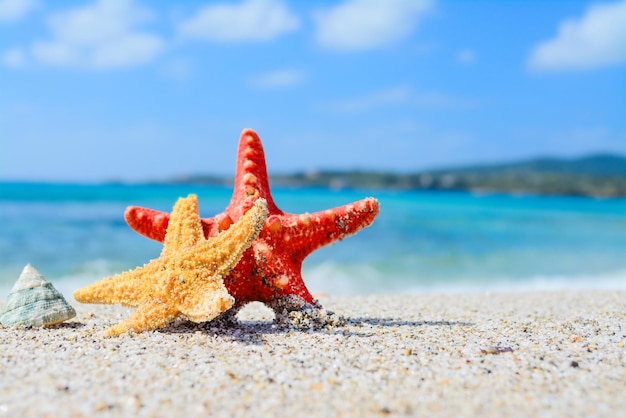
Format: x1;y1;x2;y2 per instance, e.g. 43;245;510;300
1;0;624;182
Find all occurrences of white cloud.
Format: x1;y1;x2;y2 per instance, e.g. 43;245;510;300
412;92;477;108
28;0;165;69
528;0;626;72
313;0;433;51
328;86;412;113
457;49;476;64
161;58;192;79
0;0;38;23
248;68;305;88
179;0;299;42
327;86;477;113
2;47;25;67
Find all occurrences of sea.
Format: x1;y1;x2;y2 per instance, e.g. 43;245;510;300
1;182;625;299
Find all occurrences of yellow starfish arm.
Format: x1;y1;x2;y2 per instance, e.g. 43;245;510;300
193;198;269;280
161;194;203;256
104;299;179;337
176;272;234;322
73;263;156;308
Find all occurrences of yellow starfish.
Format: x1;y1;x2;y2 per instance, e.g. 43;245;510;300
74;194;268;336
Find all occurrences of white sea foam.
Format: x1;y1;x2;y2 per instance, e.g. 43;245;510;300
2;260;624;306
0;259;134;304
303;261;626;296
52;262;626;298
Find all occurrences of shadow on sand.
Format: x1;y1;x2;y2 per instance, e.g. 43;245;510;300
157;314;474;345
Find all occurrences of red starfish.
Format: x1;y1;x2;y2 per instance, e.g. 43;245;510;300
124;129;379;310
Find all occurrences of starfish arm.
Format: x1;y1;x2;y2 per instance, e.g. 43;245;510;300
193;198;269;280
73;265;152;307
259;257;314;303
280;197;380;258
225;241;316;304
227;129;281;217
175;272;234;323
104;299;179;337
124;206;219;243
124;206;170;242
161;194;203;255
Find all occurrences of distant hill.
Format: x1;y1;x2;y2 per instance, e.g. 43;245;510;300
170;154;626;198
438;154;626;176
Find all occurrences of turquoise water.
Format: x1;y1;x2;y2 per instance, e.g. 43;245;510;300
1;182;625;297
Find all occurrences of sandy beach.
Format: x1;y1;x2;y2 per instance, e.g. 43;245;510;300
1;290;624;417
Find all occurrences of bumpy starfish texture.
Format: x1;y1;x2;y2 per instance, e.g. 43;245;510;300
125;129;380;310
74;194;268;336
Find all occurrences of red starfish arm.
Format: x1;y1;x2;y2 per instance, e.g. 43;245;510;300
226;129;281;217
279;197;380;259
124;206;219;242
225;245;315;304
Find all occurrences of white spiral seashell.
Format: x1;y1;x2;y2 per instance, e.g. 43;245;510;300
1;264;76;328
